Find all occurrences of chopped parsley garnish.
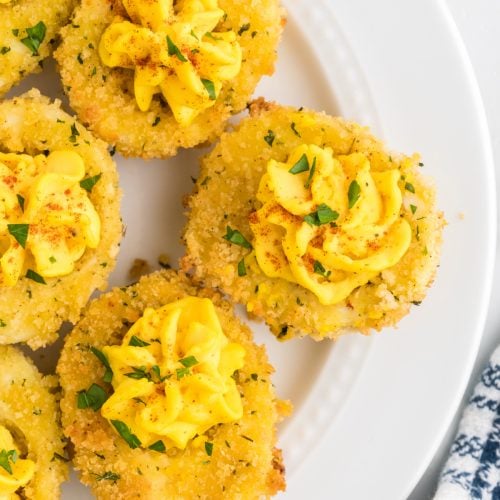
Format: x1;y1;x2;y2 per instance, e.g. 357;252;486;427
405;182;415;193
77;383;108;411
410;204;417;215
21;21;46;55
238;23;251;36
190;29;199;40
91;347;113;383
0;47;11;55
223;226;252;249
25;269;46;284
80;173;102;193
179;356;198;368
304;157;316;189
348;180;361;208
237;258;247;277
176;367;191;380
69;123;80;143
148;440;166;453
0;449;17;475
313;260;331;278
205;442;213;456
166;35;187;62
7;223;29;248
264;130;275;147
17;194;25;212
290;122;301;137
94;471;120;482
124;366;150;380
128;335;150;347
288;154;309;174
201;78;216;100
304;204;339;226
111;420;142;449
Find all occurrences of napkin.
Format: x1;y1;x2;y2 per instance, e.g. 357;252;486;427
434;345;500;499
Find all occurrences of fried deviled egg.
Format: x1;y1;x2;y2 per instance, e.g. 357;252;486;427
58;269;287;498
182;100;445;340
0;90;122;349
0;0;76;95
55;0;285;158
0;345;68;499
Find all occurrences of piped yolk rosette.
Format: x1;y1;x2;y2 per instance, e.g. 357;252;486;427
101;296;246;451
249;144;412;305
0;150;100;287
0;425;35;498
99;0;242;125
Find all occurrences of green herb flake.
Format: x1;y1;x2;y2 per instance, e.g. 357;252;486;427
190;29;199;40
111;420;142;449
410;204;417;215
264;130;275;147
12;29;19;37
0;320;6;328
201;78;216;100
348;180;361;209
405;182;415;193
25;269;46;284
91;347;113;383
166;35;187;62
80;173;102;193
223;226;252;249
77;52;83;64
148;440;166;453
304;157;317;189
176;367;191;380
313;260;331;278
77;383;108;411
305;204;339;226
241;435;254;442
250;373;258;381
0;449;18;475
49;256;57;263
124;366;149;380
94;471;120;482
238;23;251;36
7;223;29;248
128;335;151;347
290;122;301;137
288;154;309;174
0;47;11;55
237;258;247;277
152;116;161;127
179;355;198;368
21;21;46;55
69;123;80;143
205;442;213;456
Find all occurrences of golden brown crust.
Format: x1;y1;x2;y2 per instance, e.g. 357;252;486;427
0;0;76;96
0;345;68;499
55;0;285;159
0;90;122;349
57;270;286;498
182;101;445;340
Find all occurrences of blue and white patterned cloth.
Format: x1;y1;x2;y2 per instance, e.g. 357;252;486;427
435;345;500;499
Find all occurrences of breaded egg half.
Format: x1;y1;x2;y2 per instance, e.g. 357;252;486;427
0;90;122;349
54;0;285;159
57;270;287;499
0;345;68;498
182;100;445;340
0;0;76;96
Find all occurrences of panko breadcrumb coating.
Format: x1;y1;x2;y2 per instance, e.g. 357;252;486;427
54;0;285;159
0;90;122;349
0;345;68;499
58;270;287;499
182;100;445;340
0;0;76;96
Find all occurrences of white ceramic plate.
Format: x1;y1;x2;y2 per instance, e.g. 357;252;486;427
7;0;496;498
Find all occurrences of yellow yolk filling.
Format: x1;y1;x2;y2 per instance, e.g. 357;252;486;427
0;426;35;498
101;297;246;450
249;145;412;305
0;150;101;287
99;0;242;126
